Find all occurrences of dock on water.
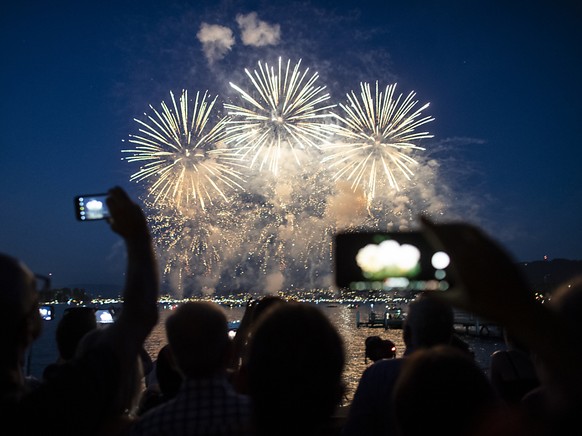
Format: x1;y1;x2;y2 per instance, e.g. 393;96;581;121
355;307;501;337
453;310;502;338
356;307;405;330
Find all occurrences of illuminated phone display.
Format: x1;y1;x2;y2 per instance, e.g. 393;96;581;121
74;194;110;221
334;231;452;291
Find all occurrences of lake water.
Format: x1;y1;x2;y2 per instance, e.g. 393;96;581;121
26;302;505;404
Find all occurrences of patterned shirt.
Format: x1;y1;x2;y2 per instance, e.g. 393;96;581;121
131;375;252;436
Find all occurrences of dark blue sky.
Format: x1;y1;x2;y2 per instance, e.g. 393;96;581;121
1;1;581;290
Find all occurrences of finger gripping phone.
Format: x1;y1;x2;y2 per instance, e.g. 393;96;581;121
74;193;110;221
333;231;453;291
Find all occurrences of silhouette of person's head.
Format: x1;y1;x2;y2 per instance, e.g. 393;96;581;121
75;327;145;419
365;336;396;362
251;295;286;324
137;344;183;416
165;301;230;379
520;276;582;434
403;293;454;354
42;306;99;382
0;253;41;381
155;344;182;398
550;276;582;338
247;302;345;436
531;275;582;387
450;334;474;358
393;345;498;436
57;307;98;361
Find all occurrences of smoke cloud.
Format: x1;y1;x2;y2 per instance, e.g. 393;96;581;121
236;12;281;47
264;271;285;292
197;23;235;63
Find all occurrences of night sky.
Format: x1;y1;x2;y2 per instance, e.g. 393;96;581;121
1;1;581;291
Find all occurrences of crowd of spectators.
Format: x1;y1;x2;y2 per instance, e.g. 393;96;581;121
2;187;580;435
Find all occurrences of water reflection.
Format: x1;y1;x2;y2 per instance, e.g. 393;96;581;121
145;303;407;403
29;302;504;405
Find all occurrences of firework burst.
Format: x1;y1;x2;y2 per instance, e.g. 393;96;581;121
224;58;338;174
122;71;448;295
322;82;434;203
122;90;246;210
144;196;246;294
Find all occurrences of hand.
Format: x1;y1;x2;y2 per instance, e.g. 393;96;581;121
419;216;535;325
234;299;257;343
421;216;582;411
105;187;150;242
228;299;257;370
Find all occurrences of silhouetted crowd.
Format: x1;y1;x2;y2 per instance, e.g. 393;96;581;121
2;187;581;435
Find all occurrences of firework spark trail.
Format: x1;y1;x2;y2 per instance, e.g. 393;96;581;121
322;82;434;203
122;90;246;210
224;58;338;174
145;196;250;294
122;74;448;295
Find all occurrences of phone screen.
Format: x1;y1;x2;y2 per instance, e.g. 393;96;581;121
39;305;54;321
95;309;115;324
333;231;453;291
75;194;110;221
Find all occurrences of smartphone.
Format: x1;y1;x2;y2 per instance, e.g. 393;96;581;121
39;305;55;321
333;231;453;291
74;193;110;221
95;308;115;324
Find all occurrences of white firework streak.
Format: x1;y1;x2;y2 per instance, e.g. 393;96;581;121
224;58;338;174
145;196;246;293
122;90;246;210
146;202;219;277
323;82;434;202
